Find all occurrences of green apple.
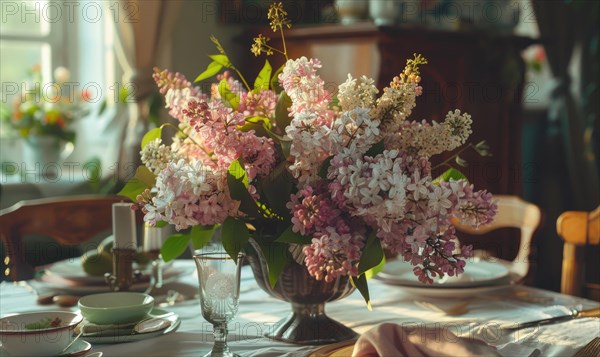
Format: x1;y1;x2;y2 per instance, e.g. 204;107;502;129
81;250;113;277
97;235;114;255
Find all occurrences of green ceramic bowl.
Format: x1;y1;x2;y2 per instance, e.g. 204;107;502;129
78;292;154;325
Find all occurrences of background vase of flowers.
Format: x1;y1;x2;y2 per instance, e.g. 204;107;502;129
120;2;496;345
21;135;72;176
4;65;89;173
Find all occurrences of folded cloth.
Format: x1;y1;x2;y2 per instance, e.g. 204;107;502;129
352;323;501;357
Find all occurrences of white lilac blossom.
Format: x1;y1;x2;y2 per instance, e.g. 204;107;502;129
337;74;379;111
140;138;179;175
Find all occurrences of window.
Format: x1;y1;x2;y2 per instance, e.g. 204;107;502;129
1;0;121;171
0;0;68;113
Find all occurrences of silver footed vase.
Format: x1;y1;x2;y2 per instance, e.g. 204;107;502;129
246;238;358;345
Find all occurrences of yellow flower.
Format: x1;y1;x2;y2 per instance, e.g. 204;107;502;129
267;2;291;32
44;110;61;125
251;34;273;57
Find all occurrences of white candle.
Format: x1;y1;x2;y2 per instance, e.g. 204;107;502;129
143;224;171;251
112;203;137;250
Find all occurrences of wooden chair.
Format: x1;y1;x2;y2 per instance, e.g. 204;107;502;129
0;195;128;281
452;195;542;279
556;205;600;298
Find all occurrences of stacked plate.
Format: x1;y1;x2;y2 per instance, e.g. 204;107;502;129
38;258;191;294
377;259;517;297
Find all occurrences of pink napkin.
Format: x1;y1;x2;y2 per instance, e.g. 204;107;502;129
352;323;501;357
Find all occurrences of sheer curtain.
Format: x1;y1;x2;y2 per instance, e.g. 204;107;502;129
531;1;599;292
110;0;182;180
532;1;599;209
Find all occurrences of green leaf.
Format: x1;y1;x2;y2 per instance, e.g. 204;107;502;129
141;127;162;149
280;139;292;159
238;121;270;137
257;241;290;288
190;225;217;249
246;116;272;128
154;221;168;228
318;156;333;179
260;161;293;217
221;217;249;262
432;168;467;186
473;140;491;157
455;155;468;167
364;255;386;280
117;166;156;201
275;226;311;244
274;92;292;131
358;231;384;275
270;64;284;92
160;233;192;262
365;140;385;157
228;159;249;188
226;160;272;219
209;54;232;68
254;59;272;91
218;79;240;110
195;61;223;82
238;116;272;136
351;274;372;310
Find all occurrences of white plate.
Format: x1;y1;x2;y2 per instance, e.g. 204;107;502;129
81;308;180;344
38;260;193;294
391;282;515;298
0;339;92;357
378;259;510;288
42;258;175;285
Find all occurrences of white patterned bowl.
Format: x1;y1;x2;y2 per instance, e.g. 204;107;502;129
0;311;82;357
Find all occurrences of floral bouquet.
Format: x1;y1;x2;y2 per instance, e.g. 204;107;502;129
5;65;90;143
120;3;496;304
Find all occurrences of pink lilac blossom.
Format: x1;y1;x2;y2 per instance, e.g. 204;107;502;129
238;90;277;118
287;185;340;236
285;110;336;186
211;71;246;100
303;226;365;283
144;159;240;230
183;98;276;181
279;57;332;114
289;184;368;282
443;180;497;228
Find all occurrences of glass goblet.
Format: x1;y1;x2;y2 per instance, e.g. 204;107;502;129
193;252;243;357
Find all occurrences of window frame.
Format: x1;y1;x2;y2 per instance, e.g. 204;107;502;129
0;0;72;87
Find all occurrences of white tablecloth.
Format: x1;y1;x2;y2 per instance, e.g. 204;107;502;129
1;260;599;356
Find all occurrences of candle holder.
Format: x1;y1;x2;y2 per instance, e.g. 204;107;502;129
105;248;139;291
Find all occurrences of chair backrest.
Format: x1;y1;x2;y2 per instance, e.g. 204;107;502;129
556;205;600;298
453;195;542;278
0;195;127;281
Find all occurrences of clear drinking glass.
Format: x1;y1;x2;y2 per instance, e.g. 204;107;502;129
193;252;243;357
143;224;170;294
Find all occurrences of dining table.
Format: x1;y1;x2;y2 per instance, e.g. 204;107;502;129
1;259;599;357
